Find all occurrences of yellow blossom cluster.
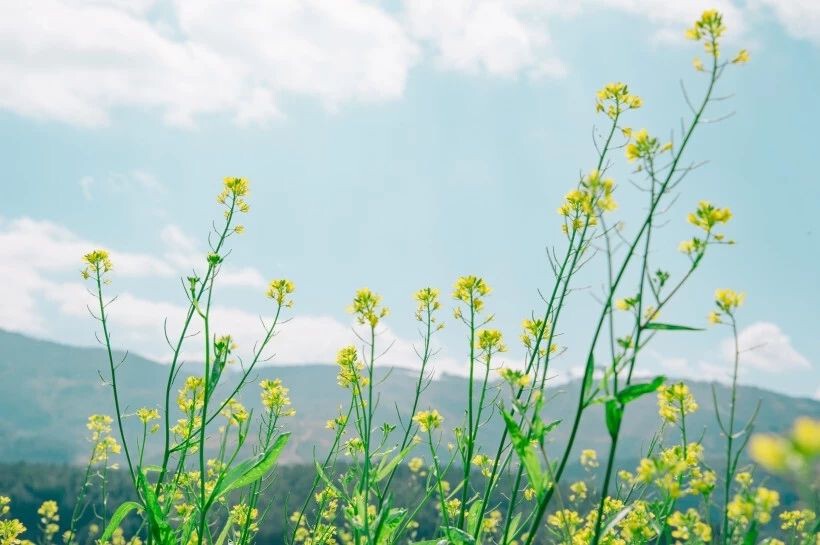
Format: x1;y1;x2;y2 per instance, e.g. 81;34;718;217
221;398;249;426
580;449;599;469
476;328;506;354
266;279;295;307
625;128;671;163
413;409;444;433
260;378;295;416
595;82;642;119
471;454;493;477
453;275;491;315
217;177;250;215
750;416;820;473
557;170;617;234
349;288;389;328
499;367;531;388
667;509;712;543
177;376;205;413
86;414;121;464
657;382;698;423
81;249;113;280
335;345;367;390
229;504;259;535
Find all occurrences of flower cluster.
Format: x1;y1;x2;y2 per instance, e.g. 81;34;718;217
260;378;295;417
349;288;389;328
595;82;642;119
336;345;367;389
476;328;506;354
81;249;113;280
750;416;820;474
625;128;671;163
657;382;699;423
452;275;491;315
266;279;295;307
414;287;442;327
217;177;250;213
413;409;444;433
499;367;531;388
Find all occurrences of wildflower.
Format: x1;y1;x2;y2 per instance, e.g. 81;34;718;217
217;177;251;213
136;408;160;424
229;504;259;534
714;288;745;312
407;457;424;473
260;378;295;416
780;509;815;532
443;498;461;519
482;510;502;534
708;311;722;325
266;279;295;307
732;49;750;64
595;82;642;119
657;382;698;423
685;10;727;57
81;249;113;279
413;409;444;432
414;287;442;324
453;276;491;314
688;200;732;233
477;329;506;353
221;399;249;426
349;288;389;328
580;449;599;469
499;367;531;388
547;509;582;529
520;318;549;350
177;376;205;413
735;471;753;487
667;509;711;543
472;454;493;477
523;487;536;501
568;481;587;502
336;345;367;389
0;519;27;544
625;128;661;163
792;416;820;456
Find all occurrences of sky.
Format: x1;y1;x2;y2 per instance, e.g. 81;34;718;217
1;0;818;399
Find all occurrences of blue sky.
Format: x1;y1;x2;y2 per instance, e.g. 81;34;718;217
1;1;818;398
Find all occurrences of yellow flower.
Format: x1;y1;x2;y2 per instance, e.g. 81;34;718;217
580;449;598;469
136;407;160;424
349;288;388;328
657;383;698;423
595;82;642;119
749;434;790;472
81;249;113;279
453;275;491;313
568;481;587;502
266;279;295;307
259;378;295;416
407;457;424;473
687;200;732;232
413;409;444;432
477;329;506;353
714;288;745;312
708;310;722;325
692;57;705;71
732;49;750;64
499;367;531;388
792;416;820;456
336;345;366;389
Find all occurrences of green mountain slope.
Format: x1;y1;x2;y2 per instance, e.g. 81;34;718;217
1;329;817;465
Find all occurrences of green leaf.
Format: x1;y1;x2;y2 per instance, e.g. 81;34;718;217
643;322;703;331
582;353;595;399
99;501;141;543
501;409;545;497
604;399;623;439
616;376;666;405
375;443;415;483
136;471;173;545
212;432;289;499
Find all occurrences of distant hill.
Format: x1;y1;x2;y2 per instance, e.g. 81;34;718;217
1;329;817;466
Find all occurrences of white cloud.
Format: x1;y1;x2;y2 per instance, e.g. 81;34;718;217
80;171;165;200
723;321;811;371
0;215;464;374
0;0;419;127
591;0;746;43
403;0;576;78
0;0;788;128
751;0;820;45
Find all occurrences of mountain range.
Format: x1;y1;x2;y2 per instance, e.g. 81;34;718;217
1;329;817;467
